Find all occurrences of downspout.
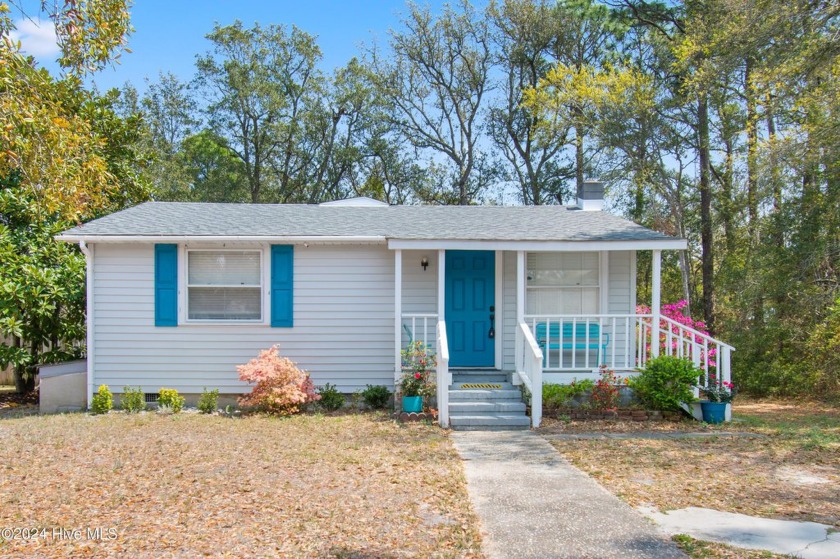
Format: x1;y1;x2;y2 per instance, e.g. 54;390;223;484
79;241;94;409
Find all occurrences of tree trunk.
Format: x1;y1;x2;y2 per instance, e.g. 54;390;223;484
745;59;759;245
698;94;715;333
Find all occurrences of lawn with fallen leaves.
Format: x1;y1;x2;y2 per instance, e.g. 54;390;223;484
541;399;840;531
0;411;484;558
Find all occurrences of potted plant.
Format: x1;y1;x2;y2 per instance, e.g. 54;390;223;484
700;377;735;423
400;341;436;413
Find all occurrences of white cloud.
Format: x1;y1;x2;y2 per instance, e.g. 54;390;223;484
8;18;60;58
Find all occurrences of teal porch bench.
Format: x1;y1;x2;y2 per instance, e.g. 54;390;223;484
534;322;610;367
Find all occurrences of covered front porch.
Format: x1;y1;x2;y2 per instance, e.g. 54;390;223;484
392;244;733;429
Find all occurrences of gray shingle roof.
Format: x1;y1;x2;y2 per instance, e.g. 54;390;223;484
59;202;677;242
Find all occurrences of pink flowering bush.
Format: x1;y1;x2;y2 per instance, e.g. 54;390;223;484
637;300;717;368
590;366;623;411
237;346;320;416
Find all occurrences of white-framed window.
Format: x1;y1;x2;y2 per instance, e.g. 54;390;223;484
526;252;600;314
186;249;263;322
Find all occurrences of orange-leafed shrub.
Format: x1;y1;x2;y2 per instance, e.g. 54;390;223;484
237;346;320;415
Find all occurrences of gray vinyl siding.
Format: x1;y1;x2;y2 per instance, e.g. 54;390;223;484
605;250;634;368
92;243;395;394
401;250;437;314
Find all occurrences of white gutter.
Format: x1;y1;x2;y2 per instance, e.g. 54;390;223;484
56;235;387;244
387;238;688;251
79;240;94;410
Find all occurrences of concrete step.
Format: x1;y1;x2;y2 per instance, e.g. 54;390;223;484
449;414;531;430
452;381;515;390
449;401;527;414
452;375;509;384
448;389;522;401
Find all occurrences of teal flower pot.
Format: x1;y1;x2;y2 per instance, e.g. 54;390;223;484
700;401;727;424
402;395;423;413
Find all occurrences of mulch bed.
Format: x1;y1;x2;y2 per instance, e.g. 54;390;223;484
0;388;38;417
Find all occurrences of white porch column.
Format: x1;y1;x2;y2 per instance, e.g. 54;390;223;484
516;251;525;322
80;241;94;409
514;251;525;383
437;250;445;319
394;249;402;382
651;249;662;358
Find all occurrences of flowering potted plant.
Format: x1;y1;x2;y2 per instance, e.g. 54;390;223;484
700;376;734;423
400;341;436;413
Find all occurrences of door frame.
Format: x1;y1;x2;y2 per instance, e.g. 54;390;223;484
443;250;500;368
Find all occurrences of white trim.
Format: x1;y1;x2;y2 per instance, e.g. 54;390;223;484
395;250;402;378
179;246;268;325
388;239;687;251
58;235;687;252
516;252;525;322
630;250;637;312
494;251;503;370
437;250;445;320
80;241;94;409
58;235;387;244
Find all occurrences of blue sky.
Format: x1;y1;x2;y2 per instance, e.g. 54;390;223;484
10;0;468;92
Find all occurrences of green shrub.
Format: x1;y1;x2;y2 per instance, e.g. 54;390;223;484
91;385;113;415
121;386;146;413
197;388;219;414
237;346;319;416
318;383;345;411
157;388;185;413
543;380;595;410
629;356;700;412
360;384;391;409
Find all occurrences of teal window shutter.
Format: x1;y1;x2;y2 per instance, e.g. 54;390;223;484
155;244;178;327
271;245;294;327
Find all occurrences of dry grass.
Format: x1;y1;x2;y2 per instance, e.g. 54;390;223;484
0;411;484;558
541;399;840;529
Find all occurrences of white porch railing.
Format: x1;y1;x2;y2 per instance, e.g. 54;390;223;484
657;316;734;396
400;313;438;353
436;321;450;428
524;313;733;394
515;321;543;428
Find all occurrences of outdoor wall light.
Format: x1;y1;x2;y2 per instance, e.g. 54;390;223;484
421;256;429;271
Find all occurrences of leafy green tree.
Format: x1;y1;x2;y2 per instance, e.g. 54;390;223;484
0;2;146;392
375;0;496;204
487;0;575;205
195;21;325;203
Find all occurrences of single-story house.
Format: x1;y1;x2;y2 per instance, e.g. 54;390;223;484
58;181;733;429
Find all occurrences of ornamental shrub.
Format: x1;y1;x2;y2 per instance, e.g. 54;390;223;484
197;388;219;414
361;384;391;409
237;345;320;416
157;388;185;413
590;366;622;411
629;355;700;412
91;385;113;415
121;386;146;413
318;383;345;411
543;380;595;411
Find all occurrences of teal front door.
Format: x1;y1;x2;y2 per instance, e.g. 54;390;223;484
445;251;495;367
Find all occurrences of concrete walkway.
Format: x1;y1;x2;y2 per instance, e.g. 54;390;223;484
451;431;686;559
642;507;840;559
543;431;767;441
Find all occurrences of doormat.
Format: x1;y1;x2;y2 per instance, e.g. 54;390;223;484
459;383;502;389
